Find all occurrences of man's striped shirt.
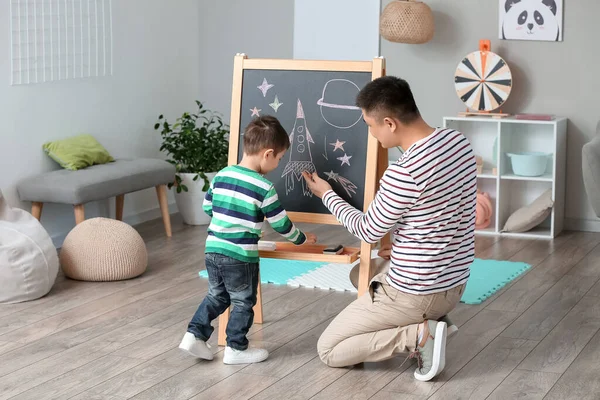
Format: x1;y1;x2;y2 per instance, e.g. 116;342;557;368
322;128;477;295
204;165;306;263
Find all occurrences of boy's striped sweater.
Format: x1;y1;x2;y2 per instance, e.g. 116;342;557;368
203;165;306;263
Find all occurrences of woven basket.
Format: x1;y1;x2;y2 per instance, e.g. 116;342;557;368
380;0;435;44
60;218;148;281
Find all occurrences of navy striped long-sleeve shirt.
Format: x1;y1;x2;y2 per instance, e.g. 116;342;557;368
323;128;477;294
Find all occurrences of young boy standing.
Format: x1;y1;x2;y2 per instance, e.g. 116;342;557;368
180;116;316;365
303;76;477;381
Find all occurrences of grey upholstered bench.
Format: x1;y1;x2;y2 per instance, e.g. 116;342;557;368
17;159;176;237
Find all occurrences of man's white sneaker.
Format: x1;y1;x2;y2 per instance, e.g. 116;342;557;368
178;332;213;360
223;346;269;365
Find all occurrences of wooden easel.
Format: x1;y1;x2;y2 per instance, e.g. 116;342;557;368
217;54;388;346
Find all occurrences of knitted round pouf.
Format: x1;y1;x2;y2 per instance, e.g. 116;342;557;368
60;218;148;281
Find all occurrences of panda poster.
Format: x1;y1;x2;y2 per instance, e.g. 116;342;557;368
499;0;563;41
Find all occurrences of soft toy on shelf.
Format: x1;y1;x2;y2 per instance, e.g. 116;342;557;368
475;190;493;230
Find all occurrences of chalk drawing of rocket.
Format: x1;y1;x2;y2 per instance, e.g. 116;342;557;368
281;99;316;196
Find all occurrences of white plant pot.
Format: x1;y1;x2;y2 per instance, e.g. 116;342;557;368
174;172;217;225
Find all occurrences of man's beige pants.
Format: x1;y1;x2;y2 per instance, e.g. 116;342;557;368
318;261;465;368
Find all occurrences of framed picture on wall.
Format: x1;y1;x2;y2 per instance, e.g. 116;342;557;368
499;0;563;41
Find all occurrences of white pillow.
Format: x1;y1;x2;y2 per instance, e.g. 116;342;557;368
502;189;554;233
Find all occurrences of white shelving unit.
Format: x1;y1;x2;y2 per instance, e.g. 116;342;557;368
443;116;567;239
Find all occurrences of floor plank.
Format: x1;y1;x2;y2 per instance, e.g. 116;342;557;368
188;372;279;400
311;357;411;400
369;392;426;400
544;329;600;400
248;291;354;344
0;324;158;399
486;370;561;400
428;337;538;400
84;348;200;398
10;355;143;400
517;296;600;374
0;311;47;337
250;357;349;400
128;351;246;400
500;274;597;340
244;319;333;379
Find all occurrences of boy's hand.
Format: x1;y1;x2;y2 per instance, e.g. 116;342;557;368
378;243;392;260
301;171;332;199
304;233;317;245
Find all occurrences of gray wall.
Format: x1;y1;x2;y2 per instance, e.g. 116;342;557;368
198;0;294;124
0;0;200;245
381;0;600;228
294;0;380;61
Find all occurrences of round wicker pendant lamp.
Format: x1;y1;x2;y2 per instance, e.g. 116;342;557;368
380;0;435;44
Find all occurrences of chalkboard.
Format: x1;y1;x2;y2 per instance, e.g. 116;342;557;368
237;69;372;214
228;56;385;224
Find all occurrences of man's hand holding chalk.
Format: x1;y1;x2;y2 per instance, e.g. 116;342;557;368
302;171;332;199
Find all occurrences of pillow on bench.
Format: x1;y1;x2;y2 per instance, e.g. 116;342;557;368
43;134;114;170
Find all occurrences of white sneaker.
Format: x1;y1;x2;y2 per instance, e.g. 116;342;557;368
178;332;213;360
223;346;269;365
440;315;458;338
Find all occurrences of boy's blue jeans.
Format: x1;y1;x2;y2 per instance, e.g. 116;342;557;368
187;252;259;350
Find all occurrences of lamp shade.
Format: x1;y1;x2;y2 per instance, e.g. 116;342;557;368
380;0;435;44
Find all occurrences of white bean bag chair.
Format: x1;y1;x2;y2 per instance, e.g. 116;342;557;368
0;190;59;303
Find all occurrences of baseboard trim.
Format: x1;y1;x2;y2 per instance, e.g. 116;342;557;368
51;202;178;248
564;217;600;233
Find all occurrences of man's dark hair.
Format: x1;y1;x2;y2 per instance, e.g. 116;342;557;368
243;115;290;155
356;76;421;124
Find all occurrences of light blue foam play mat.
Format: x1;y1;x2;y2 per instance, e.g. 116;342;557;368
199;257;530;305
198;258;327;285
461;258;530;304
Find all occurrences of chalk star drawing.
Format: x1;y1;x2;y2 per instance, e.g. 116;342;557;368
269;95;283;113
324;170;357;198
250;107;261;117
329;139;346;152
337;153;352;167
317;79;363;129
325;170;339;181
281;99;316;196
257;78;274;97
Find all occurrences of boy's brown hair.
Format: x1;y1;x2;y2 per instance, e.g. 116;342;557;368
243;116;290;155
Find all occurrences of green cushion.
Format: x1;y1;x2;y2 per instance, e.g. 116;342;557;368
43;134;114;170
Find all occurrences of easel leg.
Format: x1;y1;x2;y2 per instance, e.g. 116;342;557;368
253;272;263;324
217;308;229;347
357;242;375;297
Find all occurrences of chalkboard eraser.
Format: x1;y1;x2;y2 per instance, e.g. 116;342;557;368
323;245;344;255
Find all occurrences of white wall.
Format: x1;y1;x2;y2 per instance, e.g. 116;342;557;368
293;0;381;61
380;0;600;230
0;0;200;245
197;0;295;124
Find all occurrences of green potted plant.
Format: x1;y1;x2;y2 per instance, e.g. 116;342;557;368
155;101;229;225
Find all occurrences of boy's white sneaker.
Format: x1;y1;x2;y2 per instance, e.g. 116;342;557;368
223;346;269;365
178;332;213;360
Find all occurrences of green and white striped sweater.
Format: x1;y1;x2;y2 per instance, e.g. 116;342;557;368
203;165;306;263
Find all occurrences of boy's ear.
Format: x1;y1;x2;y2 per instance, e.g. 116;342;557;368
263;148;275;158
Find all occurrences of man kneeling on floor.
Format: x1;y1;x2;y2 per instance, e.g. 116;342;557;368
302;76;476;381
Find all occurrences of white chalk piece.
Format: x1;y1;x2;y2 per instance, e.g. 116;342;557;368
258;241;277;251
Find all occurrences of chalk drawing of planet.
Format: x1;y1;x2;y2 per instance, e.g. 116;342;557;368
317;79;363;129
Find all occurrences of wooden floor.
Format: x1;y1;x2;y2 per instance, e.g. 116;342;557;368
1;216;600;400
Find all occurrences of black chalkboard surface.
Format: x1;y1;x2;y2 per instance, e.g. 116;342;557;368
236;69;372;215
